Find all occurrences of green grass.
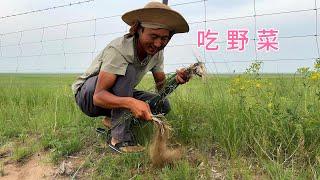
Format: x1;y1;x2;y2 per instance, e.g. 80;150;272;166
0;161;5;177
0;72;319;179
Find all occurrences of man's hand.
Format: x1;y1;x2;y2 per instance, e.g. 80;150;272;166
175;68;190;84
94;71;152;121
128;98;152;121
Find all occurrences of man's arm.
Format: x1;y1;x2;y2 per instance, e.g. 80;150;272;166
152;71;166;91
93;71;152;120
152;69;190;92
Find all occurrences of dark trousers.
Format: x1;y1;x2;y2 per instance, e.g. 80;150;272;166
75;64;170;142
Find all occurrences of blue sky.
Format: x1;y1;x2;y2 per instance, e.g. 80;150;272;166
1;0;319;73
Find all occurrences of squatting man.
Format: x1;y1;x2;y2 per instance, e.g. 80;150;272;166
72;2;190;153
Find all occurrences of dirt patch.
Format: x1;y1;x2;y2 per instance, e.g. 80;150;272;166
1;153;55;180
0;142;92;180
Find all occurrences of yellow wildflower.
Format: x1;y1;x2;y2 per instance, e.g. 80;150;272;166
256;83;261;88
310;72;320;80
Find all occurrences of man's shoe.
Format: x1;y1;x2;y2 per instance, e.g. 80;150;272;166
108;141;145;153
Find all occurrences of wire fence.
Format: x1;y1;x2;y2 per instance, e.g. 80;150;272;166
0;0;319;73
1;0;95;20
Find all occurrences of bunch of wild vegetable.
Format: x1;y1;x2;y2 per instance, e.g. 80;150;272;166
112;62;206;130
147;62;205;167
147;62;206;114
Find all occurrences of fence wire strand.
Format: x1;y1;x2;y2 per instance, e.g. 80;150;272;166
1;0;95;20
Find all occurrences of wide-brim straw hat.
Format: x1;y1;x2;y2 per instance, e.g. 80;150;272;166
122;1;189;33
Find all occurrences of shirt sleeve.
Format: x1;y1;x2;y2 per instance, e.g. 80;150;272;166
100;47;128;75
151;50;164;73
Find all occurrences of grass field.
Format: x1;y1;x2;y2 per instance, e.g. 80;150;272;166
0;62;320;179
